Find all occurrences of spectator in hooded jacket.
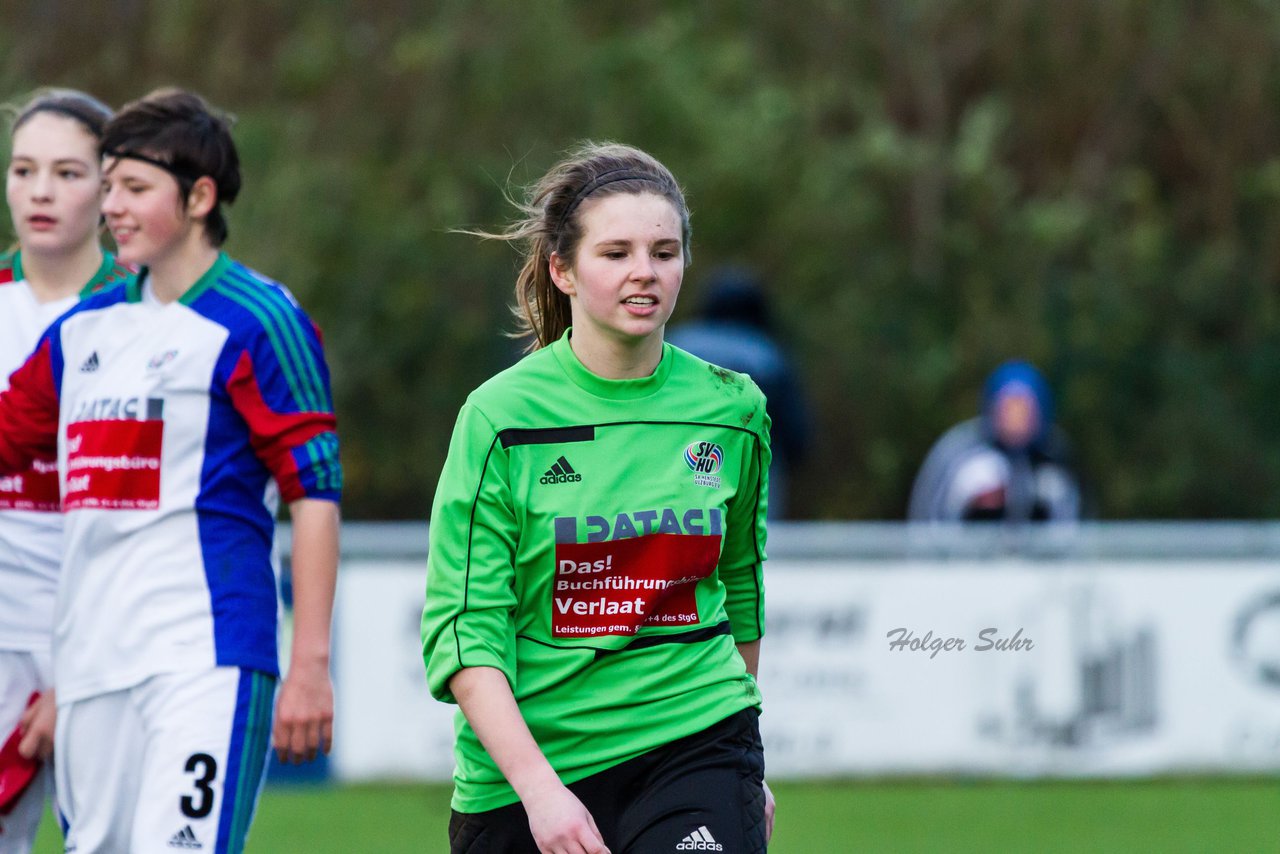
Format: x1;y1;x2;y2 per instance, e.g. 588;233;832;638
908;360;1080;524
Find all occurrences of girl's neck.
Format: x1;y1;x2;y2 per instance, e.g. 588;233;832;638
20;241;104;304
145;237;220;304
569;329;665;380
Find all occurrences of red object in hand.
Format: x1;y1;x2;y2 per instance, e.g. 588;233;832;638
0;693;41;815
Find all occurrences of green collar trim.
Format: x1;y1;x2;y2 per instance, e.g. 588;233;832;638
179;252;232;306
550;328;674;400
133;252;232;305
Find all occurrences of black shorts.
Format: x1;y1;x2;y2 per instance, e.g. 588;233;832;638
449;707;767;854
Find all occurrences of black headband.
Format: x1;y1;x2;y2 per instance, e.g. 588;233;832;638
553;168;653;235
103;148;204;184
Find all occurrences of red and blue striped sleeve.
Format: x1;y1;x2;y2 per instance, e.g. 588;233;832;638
221;285;341;504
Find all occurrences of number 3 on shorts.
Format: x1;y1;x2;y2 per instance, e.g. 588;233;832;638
181;752;218;818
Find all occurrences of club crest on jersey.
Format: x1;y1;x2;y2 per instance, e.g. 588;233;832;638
147;349;178;371
684;441;723;488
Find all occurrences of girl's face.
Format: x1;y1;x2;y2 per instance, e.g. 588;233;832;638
5;112;104;258
552;191;685;354
101;156;193;269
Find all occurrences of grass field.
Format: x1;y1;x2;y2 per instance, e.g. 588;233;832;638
32;777;1280;852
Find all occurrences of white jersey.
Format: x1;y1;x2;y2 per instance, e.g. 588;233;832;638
0;253;341;702
0;252;128;653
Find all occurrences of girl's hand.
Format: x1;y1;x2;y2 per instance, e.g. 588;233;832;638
17;691;55;761
524;783;610;854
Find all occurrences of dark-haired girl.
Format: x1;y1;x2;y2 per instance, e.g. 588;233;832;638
0;87;341;852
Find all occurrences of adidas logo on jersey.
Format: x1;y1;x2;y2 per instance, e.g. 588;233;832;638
79;351;100;372
676;825;723;851
540;456;582;485
167;824;202;849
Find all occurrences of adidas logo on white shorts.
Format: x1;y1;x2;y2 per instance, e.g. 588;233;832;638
676;825;724;851
167;824;203;849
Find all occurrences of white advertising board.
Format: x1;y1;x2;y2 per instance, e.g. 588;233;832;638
331;558;1280;781
331;562;458;781
758;559;1280;777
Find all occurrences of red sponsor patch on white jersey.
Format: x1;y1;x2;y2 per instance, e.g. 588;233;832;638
551;533;721;638
0;458;59;511
64;420;163;510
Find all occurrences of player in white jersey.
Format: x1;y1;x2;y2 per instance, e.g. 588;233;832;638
0;88;123;854
0;88;341;853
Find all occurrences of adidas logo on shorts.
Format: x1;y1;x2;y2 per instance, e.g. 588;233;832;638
539;456;582;485
167;824;203;849
676;825;723;851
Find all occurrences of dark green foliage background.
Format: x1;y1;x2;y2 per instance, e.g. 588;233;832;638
4;1;1278;519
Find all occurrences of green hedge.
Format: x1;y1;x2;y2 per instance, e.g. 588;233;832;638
4;1;1277;518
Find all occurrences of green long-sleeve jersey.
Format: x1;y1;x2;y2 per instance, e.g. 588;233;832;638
421;330;770;812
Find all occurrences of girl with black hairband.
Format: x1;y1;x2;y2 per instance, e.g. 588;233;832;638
423;141;775;853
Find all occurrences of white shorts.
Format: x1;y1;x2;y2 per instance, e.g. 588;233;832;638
56;666;275;854
0;649;55;854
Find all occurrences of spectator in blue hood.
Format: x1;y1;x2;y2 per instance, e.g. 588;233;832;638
668;265;812;519
908;360;1081;523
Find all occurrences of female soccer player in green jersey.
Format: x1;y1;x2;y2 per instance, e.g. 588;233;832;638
423;142;774;853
